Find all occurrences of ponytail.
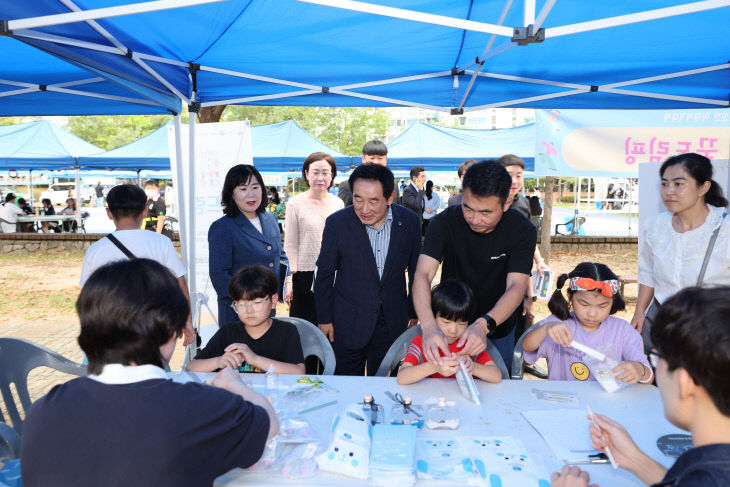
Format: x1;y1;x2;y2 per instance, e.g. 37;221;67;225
547;273;571;320
706;180;729;208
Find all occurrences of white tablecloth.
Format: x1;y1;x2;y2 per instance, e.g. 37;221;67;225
205;374;682;487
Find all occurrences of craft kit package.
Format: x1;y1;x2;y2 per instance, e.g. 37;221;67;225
370;423;417;486
465;436;551;487
315;404;372;479
580;343;630;393
249;417;322;477
455;359;482;404
415;438;474;481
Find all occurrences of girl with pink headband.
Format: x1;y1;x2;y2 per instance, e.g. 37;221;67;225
522;262;651;384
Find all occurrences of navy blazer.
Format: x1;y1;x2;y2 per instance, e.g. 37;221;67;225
401;183;425;223
208;211;288;325
314;203;421;350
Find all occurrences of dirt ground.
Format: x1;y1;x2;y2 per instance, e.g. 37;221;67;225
0;248;638;420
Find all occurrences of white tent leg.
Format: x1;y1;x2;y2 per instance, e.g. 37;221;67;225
75;165;82;232
28;170;33;206
188;112;197;298
173;115;188;273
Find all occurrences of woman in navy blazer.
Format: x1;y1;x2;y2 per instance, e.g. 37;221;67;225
209;165;290;325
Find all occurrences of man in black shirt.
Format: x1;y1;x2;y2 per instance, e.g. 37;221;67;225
143;179;166;234
413;161;536;370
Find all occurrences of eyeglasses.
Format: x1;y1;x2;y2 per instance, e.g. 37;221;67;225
230;298;270;313
648;350;663;369
308;170;332;178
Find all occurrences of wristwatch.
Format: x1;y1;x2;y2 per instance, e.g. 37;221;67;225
482;314;497;334
531;296;537;302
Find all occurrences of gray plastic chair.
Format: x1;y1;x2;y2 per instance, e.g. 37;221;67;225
0;338;87;436
511;320;548;380
0;422;20;462
277;317;336;375
375;325;510;380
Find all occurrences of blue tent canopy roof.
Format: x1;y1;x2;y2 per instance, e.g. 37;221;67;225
1;1;729;115
0;120;102;169
386;122;535;171
77;120;352;171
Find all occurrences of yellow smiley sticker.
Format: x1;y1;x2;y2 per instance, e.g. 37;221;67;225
571;362;590;381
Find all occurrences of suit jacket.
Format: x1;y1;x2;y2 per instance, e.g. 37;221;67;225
208;211;288;325
314;203;422;349
401;183;425;223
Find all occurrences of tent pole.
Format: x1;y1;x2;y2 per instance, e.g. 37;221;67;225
188;111;197;299
28;169;33;206
137;169;142;186
74;165;82;232
173;115;189;276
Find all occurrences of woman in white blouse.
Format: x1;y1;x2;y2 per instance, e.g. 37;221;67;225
633;153;729;342
284;152;344;326
422;180;440;236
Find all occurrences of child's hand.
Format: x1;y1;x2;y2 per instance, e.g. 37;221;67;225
435;357;460;377
546;322;573;347
225;343;258;364
216;350;243;370
613;361;645;384
459;355;474;375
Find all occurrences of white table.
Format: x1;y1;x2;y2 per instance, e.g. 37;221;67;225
17;214;81;232
207;374;682;487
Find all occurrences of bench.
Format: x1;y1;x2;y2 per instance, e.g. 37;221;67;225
617;274;637;295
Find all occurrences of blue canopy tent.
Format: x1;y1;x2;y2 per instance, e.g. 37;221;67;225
2;1;729;114
77;120;351;171
387;121;535;171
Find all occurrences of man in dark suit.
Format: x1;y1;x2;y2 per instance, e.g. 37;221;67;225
338;140;399;206
315;164;422;376
401;166;426;223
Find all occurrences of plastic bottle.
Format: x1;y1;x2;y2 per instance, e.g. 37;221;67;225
362;394;384;424
391;396;424;428
426;397;459;430
265;364;279;393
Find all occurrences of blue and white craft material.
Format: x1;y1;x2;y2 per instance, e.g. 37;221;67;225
370;424;417;486
425;397;459;430
315;404;372;479
415;438;474;481
361;395;384;425
522;409;605;464
389;395;424;428
455;359;482;404
465;436;551;487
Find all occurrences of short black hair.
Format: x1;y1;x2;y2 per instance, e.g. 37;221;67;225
431;279;474;322
348;164;395;199
302;152;337;189
497;154;525;169
77;259;188;375
410;166;425;180
106;184;147;220
42;198;51;206
652;286;730;416
362;140;388;156
462;161;511;205
457;160;477;178
221;165;268;218
5;193;15;203
143;179;159;188
17;198;26;206
229;265;278;301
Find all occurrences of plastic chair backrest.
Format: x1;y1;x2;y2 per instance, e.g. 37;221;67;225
511;319;549;380
486;339;510;380
0;338;87;436
375;325;510;380
375;325;422;377
277;317;336;375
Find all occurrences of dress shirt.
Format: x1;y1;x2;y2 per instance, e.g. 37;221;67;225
364;206;393;279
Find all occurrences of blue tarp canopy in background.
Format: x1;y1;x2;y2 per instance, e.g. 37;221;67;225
387;122;535;171
1;1;729;116
77;120;352;172
0;120;102;169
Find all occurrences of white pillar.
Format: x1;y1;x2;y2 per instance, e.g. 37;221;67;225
173;115;188;272
188;112;197;297
74;165;82;231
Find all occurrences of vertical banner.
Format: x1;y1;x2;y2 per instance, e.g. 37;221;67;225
169;121;253;322
535;109;730;177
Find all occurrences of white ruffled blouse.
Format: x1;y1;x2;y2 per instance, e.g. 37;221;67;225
639;204;730;304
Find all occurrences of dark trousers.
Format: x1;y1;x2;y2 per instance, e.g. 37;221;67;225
290;271;317;324
333;307;392;376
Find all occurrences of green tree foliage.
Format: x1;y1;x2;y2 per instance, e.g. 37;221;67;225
221;106;387;155
66;115;172;150
0;117;25;125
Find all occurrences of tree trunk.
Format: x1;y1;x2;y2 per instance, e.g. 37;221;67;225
540;176;555;264
198;105;227;123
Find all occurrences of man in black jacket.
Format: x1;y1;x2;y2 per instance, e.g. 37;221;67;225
401;166;425;224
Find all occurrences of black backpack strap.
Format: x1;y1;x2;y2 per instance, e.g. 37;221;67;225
106;233;137;259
